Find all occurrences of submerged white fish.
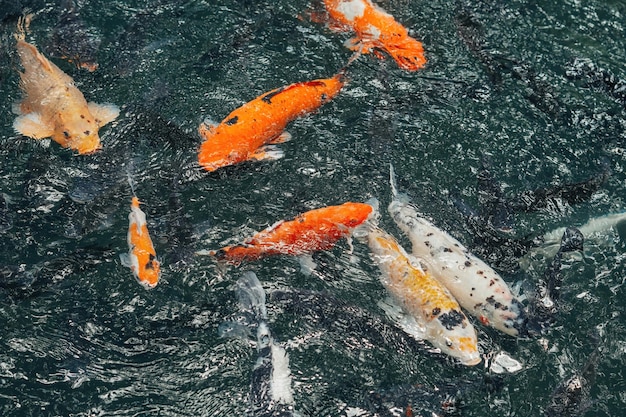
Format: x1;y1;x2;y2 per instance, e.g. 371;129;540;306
224;272;297;417
387;166;527;337
521;211;626;269
367;226;481;366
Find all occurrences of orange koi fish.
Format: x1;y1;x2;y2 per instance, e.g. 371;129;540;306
120;196;160;288
210;202;373;264
323;0;426;71
12;16;119;154
198;73;345;172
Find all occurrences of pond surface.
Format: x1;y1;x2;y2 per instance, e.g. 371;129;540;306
0;0;625;416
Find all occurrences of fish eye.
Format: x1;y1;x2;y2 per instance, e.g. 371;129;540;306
63;131;70;138
445;339;453;347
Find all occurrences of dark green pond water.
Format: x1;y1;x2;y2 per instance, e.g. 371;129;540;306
0;0;625;415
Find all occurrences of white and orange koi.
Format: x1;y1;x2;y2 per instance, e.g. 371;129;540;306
12;15;118;154
120;195;160;289
388;166;527;337
323;0;426;71
209;202;373;265
367;226;480;366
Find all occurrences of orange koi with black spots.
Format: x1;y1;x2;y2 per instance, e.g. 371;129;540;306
198;73;345;172
120;196;160;288
12;16;118;154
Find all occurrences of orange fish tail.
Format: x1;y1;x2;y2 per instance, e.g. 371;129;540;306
213;245;261;265
385;38;427;71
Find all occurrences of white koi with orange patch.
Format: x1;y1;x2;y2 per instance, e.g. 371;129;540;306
120;197;160;289
367;226;480;366
12;16;118;154
388;166;527;337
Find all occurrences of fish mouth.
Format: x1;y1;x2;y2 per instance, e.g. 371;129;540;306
460;355;482;366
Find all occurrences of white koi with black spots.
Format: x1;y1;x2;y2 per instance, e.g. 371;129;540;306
388;166;527;337
367;226;481;366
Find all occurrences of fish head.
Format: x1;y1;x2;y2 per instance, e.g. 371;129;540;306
495;298;529;337
197;123;244;171
333;202;374;232
319;73;346;104
139;259;160;288
438;326;481;366
137;252;160;289
53;111;101;154
198;150;240;172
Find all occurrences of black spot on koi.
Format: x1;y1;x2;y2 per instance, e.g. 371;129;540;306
145;253;157;269
261;87;286;104
438;309;466;330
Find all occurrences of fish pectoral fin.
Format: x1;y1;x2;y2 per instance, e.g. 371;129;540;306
88;102;120;126
249;145;284;162
269;131;292;144
378;297;427;341
344;37;373;54
11;101;25;115
298;254;318;276
119;253;132;268
13;113;54;139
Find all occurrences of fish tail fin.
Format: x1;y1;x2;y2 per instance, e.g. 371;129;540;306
385;38;427;71
15;13;33;42
337;46;363;80
389;164;412;204
389;164;399;198
237;271;268;321
125;161;138;197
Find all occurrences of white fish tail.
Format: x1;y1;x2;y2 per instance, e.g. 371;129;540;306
389;164;399;198
125;159;138;197
270;343;294;404
389;164;411;204
237;271;268;321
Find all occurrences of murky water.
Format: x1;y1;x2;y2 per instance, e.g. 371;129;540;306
1;0;625;416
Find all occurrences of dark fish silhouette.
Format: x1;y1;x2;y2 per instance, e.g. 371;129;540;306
364;374;505;417
45;0;101;71
451;153;607;271
268;288;437;359
544;337;600;416
566;58;626;109
528;227;584;333
0;193;11;232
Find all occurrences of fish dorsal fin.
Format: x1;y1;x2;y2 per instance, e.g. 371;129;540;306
17;40;55;73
